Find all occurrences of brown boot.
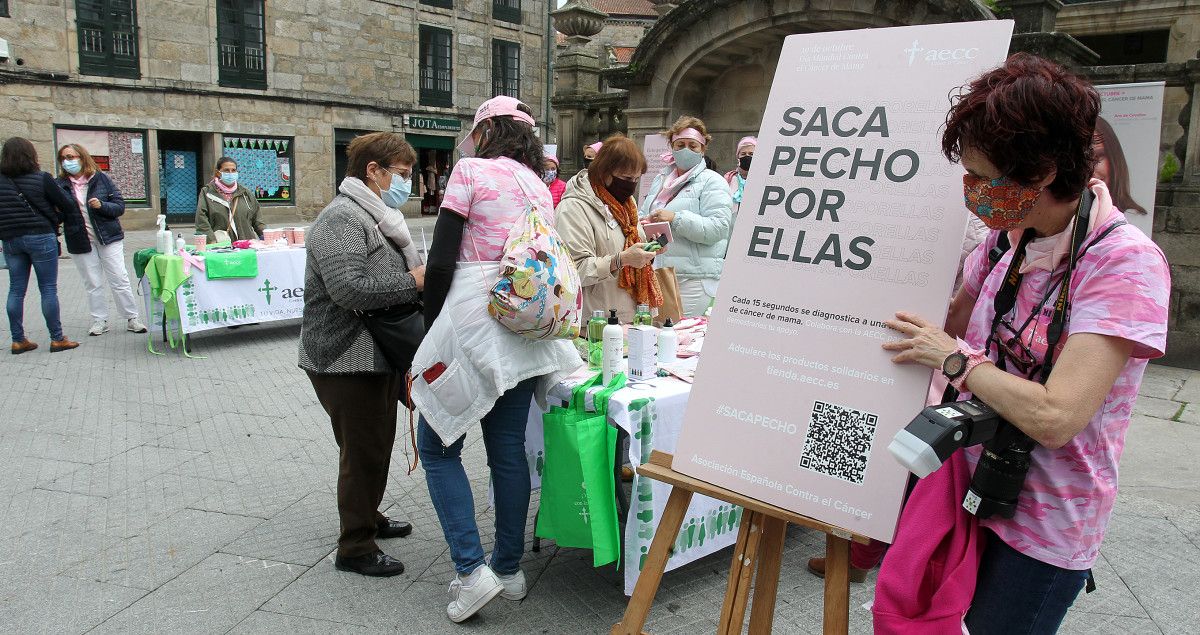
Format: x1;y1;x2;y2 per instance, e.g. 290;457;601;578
807;557;869;583
49;338;80;353
10;340;38;355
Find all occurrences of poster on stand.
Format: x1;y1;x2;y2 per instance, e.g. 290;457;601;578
1096;82;1165;237
673;21;1014;542
640;134;672;202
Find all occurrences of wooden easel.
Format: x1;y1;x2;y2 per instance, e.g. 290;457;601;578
612;451;870;635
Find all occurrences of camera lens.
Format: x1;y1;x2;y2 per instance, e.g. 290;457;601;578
965;427;1036;519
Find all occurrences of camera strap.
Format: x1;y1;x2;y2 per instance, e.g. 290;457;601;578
986;188;1093;383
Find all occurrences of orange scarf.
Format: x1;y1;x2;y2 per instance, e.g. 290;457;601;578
595;180;662;307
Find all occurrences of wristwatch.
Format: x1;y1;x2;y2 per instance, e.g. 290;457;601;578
943;340;988;392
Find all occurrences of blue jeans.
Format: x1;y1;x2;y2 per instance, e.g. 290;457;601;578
964;531;1089;634
3;234;63;342
418;377;537;576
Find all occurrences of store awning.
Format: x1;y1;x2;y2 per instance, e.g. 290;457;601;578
406;133;456;150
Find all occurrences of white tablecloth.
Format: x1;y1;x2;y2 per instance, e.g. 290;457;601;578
142;248;306;334
526;368;742;595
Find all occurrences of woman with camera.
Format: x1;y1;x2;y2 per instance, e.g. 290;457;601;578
881;54;1169;633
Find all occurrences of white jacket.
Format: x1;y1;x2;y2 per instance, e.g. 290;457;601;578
411;262;584;445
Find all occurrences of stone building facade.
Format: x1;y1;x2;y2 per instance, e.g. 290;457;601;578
553;0;1200;367
0;0;552;228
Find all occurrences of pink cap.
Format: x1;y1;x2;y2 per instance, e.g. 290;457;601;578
473;95;535;128
544;153;560;168
671;128;707;146
736;136;758;151
457;95;536;157
587;142;603;154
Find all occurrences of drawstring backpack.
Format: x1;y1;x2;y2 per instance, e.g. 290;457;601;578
469;166;583;340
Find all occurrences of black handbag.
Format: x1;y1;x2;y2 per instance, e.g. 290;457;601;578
355;302;426;378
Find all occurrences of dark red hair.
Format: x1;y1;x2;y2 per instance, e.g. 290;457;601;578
942;53;1100;201
588;134;647;191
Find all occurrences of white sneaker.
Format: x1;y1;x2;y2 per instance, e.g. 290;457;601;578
496;569;527;601
87;321;108;336
127;318;148;333
446;565;503;623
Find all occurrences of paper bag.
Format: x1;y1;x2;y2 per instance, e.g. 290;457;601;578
654;267;683;325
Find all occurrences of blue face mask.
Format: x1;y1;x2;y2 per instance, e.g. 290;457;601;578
672;148;704;171
380;170;412;209
62;159;82;175
220;172;238;186
542;170;558;184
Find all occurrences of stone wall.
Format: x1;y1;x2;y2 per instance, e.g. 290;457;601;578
1057;0;1200;174
0;0;552;228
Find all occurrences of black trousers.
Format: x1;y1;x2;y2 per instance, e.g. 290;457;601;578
308;371;403;557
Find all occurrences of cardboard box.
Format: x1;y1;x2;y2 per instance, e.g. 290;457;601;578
627;325;658;379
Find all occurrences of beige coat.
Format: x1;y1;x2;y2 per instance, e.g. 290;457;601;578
555;171;643;324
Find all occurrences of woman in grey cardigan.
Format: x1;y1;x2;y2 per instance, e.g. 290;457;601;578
298;133;424;577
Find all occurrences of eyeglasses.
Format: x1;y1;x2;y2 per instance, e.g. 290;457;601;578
994;316;1038;375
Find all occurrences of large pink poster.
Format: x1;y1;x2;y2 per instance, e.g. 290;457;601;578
673;21;1014;542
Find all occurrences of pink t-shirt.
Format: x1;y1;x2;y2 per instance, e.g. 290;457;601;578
440;156;556;262
959;209;1170;570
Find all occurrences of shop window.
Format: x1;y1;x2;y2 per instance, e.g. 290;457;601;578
492;40;520;99
217;0;267;89
420;0;452;8
221;135;293;205
420;25;453;107
75;0;140;79
54;127;149;206
493;0;520;24
408;135;455;217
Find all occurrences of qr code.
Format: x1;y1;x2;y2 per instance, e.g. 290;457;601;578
798;400;878;485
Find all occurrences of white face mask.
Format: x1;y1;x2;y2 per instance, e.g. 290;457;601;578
672;148;704;171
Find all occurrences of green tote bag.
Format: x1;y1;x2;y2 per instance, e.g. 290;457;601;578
536;372;626;567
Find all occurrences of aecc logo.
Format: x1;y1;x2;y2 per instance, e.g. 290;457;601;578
903;40;980;66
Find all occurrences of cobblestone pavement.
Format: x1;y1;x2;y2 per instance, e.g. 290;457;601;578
1;229;1198;634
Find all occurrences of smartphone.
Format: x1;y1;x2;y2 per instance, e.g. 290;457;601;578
642;221;673;246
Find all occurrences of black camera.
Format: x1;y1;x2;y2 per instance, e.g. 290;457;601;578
888;399;1034;519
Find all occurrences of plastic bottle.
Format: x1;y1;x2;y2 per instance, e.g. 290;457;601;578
175;233;186;252
602;309;623;384
634;304;653;326
155;215;172;254
587;310;606;371
657;318;678;364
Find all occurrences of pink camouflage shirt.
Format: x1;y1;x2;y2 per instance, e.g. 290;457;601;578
441;156;555;263
959;181;1170;571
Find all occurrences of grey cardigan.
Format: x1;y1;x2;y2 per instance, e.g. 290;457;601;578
298;195;419;375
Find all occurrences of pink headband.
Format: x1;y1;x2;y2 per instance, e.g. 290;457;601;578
671;128;707;146
736;136;758;151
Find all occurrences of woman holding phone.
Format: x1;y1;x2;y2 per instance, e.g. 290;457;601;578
557;134;661;323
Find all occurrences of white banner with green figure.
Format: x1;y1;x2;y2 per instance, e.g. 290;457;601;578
176;248;306;333
526;375;742;595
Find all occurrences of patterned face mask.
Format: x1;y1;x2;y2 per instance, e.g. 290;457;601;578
962;174;1043;230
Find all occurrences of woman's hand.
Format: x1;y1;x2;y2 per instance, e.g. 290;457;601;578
881;311;959;369
619;244;656;270
647;209;676;223
410;265;426;291
87;198;102;209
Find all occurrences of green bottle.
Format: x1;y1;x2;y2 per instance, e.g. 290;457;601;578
634;304;653;327
587;310;606;370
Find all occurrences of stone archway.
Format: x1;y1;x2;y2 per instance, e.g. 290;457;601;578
608;0;994;171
